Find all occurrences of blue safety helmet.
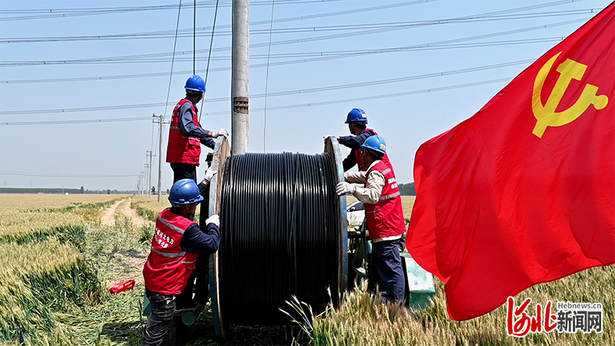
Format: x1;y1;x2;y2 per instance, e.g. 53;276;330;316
345;108;368;123
185;75;206;93
361;135;387;154
168;179;204;205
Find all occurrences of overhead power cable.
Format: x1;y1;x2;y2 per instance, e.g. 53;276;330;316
0;117;152;125
0;8;599;44
0;76;512;125
0;171;139;178
0;58;532;117
203;77;513;116
0;35;560;84
6;0;576;54
200;0;221;121
0;15;585;67
193;0;197;75
162;0;183;123
263;0;276;152
0;0;354;21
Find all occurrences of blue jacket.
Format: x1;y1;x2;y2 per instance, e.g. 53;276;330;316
178;96;216;149
166;207;220;254
338;128;376;171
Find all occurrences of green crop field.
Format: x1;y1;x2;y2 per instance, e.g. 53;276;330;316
0;194;612;346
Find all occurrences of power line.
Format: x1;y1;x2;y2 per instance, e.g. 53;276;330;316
0;9;599;44
263;0;277;152
0;0;351;21
0;58;533;116
206;77;514;116
0;37;556;84
0;35;563;72
0;117;152;125
0;14;585;67
0;170;138;178
0;27;561;97
162;0;183;123
201;0;222;121
0;76;513;125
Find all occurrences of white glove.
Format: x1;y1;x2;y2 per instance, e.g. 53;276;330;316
218;128;229;137
212;128;228;138
336;182;356;196
203;167;217;183
205;214;220;227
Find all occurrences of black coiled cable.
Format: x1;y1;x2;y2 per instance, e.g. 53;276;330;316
219;152;340;325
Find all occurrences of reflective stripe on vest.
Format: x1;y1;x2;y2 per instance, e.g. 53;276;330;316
151;245;187;258
166;98;202;165
157;215;185;235
379;191;400;201
363;160;405;240
143;208;200;295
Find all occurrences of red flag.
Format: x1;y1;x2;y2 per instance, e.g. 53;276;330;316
406;4;615;321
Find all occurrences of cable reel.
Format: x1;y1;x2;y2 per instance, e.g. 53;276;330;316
205;136;348;340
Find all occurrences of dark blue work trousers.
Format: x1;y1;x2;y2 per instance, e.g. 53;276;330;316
371;240;405;303
170;163;197;183
141;289;176;346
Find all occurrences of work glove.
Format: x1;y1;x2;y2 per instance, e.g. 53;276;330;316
212;128;229;138
336;182;356;196
322;135;340;141
203;167;217;183
206;214;220;227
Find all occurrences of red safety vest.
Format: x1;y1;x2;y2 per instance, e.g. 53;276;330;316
364;160;406;241
166;99;202;165
143;208;199;295
354;128;395;175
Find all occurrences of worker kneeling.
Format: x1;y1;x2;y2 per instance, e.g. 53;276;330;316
336;135;405;303
141;179;220;346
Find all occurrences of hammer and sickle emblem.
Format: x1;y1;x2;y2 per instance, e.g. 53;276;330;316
531;52;609;138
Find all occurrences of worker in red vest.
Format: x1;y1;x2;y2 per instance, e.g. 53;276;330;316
336;135;405;303
141;179;220;346
336;108;394;174
166;75;228;183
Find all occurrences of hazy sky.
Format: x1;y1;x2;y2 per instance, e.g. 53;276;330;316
0;0;611;191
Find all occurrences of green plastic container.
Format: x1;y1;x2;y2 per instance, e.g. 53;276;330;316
401;253;435;310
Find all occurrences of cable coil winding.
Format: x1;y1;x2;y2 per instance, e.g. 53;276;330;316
218;152;341;325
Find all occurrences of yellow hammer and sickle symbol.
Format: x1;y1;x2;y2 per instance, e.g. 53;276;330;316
531;52;609;138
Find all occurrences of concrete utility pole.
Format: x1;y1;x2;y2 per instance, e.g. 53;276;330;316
138;171;143;196
144;163;149;196
153;114;168;202
232;0;250;155
146;150;154;198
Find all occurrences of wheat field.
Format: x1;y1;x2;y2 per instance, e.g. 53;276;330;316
0;194;612;346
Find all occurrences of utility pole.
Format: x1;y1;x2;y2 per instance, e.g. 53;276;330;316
146;150;154;198
232;0;250;155
144;163;149;196
137;172;142;196
153;114;168;202
141;171;146;196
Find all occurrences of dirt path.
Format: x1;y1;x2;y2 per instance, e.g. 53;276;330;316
100;198;151;286
101;198;150;227
119;198;149;227
101;200;123;226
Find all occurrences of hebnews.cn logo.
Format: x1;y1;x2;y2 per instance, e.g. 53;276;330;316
506;296;603;337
